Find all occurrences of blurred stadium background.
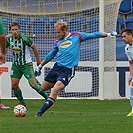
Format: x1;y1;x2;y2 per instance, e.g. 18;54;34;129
0;0;133;100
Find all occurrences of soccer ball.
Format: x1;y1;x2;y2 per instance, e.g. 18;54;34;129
14;104;27;117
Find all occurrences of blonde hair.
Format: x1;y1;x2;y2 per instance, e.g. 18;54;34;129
54;20;69;30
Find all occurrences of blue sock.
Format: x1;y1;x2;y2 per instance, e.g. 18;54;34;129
38;97;55;115
130;86;133;108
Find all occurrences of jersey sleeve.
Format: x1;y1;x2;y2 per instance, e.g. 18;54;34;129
28;37;33;47
44;44;58;62
22;34;33;47
79;32;103;41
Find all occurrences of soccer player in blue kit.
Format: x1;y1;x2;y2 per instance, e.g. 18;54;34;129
34;20;117;117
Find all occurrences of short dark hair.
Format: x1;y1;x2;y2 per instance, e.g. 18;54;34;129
9;22;20;30
121;28;133;36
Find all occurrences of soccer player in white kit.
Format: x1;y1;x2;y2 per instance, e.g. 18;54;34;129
121;28;133;116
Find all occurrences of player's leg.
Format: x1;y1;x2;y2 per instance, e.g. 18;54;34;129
28;77;49;100
11;64;26;105
35;80;58;117
23;62;49;100
127;81;133;116
35;65;75;117
11;78;26;106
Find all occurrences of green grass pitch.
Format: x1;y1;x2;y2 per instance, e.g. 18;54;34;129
0;99;133;133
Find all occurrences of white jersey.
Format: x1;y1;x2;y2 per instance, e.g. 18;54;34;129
125;44;133;61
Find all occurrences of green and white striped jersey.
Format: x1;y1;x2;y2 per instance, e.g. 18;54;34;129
6;34;33;65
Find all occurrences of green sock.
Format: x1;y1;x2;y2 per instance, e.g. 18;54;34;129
14;88;26;105
35;87;48;100
28;79;48;100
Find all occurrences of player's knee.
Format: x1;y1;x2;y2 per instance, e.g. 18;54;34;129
12;85;18;90
51;87;62;96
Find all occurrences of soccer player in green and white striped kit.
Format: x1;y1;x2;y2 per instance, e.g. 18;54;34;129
0;18;10;109
6;22;48;106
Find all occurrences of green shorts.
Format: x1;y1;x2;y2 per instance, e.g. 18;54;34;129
0;18;6;34
10;62;35;79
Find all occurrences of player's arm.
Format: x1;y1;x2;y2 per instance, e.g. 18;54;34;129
0;34;6;54
125;47;133;85
34;45;58;77
0;19;6;54
0;19;6;64
31;44;41;66
24;34;41;65
79;31;117;41
40;45;58;66
0;34;6;64
128;61;133;85
5;35;12;54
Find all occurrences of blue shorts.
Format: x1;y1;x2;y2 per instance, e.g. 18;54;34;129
45;63;75;86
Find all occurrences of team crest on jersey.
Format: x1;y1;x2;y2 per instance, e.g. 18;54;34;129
60;40;72;48
12;46;21;53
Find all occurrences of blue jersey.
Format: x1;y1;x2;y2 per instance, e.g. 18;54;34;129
44;32;103;68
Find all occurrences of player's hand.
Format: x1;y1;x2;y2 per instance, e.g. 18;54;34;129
107;31;117;38
34;64;42;77
128;76;132;85
0;53;6;65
